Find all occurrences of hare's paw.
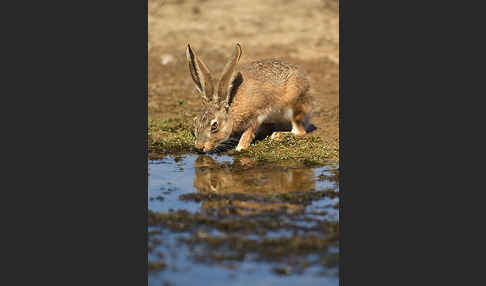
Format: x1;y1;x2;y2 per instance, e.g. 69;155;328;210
270;131;290;141
235;140;251;151
235;145;246;152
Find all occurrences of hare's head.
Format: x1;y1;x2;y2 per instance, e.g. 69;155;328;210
186;43;242;152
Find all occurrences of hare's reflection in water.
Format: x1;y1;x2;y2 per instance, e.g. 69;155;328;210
193;155;317;215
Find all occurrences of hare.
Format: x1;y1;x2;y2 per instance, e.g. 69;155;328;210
186;43;312;152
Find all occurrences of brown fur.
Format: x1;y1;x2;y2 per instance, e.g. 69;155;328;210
187;44;312;152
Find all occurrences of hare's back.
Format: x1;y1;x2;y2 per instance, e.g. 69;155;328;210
238;59;300;84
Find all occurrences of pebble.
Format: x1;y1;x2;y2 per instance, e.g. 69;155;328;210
161;54;176;65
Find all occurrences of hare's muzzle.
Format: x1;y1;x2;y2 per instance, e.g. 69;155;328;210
194;143;205;153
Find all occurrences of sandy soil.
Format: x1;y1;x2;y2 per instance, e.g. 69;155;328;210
148;0;339;148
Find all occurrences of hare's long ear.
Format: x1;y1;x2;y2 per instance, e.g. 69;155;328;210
186;44;214;103
217;43;242;109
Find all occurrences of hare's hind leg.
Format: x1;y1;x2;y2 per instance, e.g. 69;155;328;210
292;84;312;135
270;114;306;141
290;110;307;137
271;78;311;140
270;103;309;140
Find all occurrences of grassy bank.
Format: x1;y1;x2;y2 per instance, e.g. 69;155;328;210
148;117;339;164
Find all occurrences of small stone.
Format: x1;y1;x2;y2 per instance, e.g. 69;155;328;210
161;54;176;65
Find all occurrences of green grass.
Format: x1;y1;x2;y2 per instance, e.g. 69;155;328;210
148;117;195;156
239;133;339;165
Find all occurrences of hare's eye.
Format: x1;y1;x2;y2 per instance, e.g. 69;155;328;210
211;121;218;132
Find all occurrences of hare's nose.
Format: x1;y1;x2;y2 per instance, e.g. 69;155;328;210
195;143;204;152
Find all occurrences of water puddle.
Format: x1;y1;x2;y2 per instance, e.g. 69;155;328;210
148;154;339;286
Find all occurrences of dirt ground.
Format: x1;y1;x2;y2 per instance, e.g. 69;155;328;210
148;0;339;148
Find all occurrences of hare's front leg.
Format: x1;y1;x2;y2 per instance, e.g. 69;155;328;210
236;126;257;151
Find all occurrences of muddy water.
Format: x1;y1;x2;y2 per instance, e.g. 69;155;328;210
148;155;339;286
